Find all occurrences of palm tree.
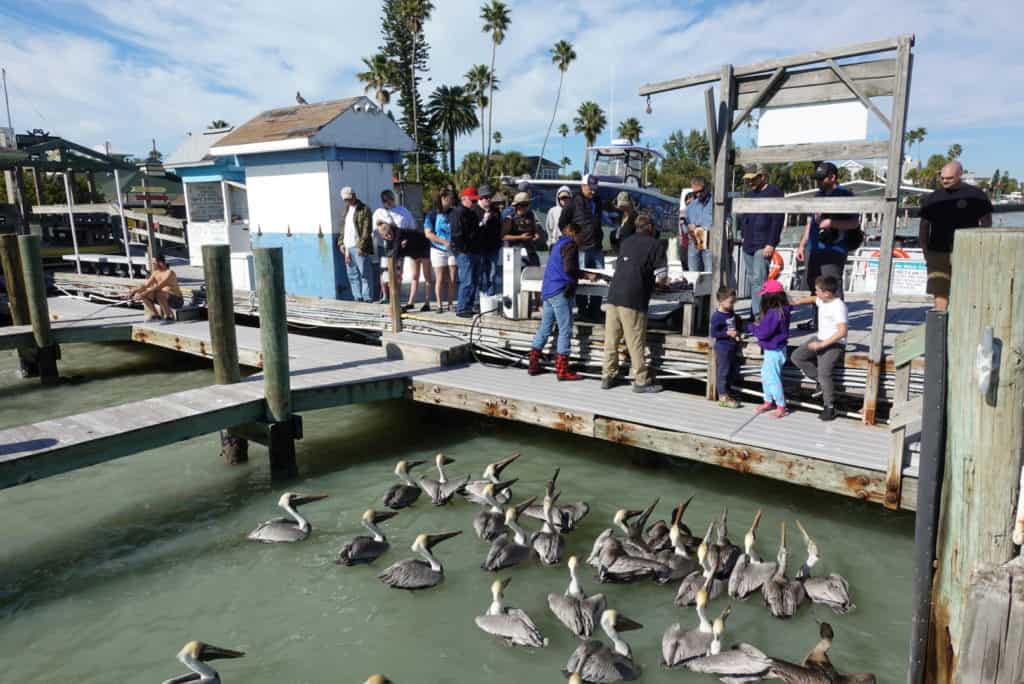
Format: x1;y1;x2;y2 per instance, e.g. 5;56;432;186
480;1;510;178
208;119;229;129
560;156;572;174
465;64;497;160
947;143;962;160
536;40;577;178
397;0;434;181
356;53;398;112
426;84;478;174
617;117;642;144
492;131;502;149
558;122;569;161
573;101;607;173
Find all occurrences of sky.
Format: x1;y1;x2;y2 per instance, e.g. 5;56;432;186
1;0;1021;179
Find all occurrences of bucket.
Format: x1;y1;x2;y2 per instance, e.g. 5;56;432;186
478;294;501;314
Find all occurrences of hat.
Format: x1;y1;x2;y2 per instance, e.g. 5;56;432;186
742;164;765;180
477;184;493;198
340;186;354;199
461;187;479;201
615;191;633;208
582;173;599;189
814;162;839;180
556;185;572;199
759;279;785;296
513;191;531;205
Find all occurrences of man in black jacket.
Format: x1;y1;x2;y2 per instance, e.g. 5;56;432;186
559;174;605;321
451;187;483;317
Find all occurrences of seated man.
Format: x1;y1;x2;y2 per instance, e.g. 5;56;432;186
129;254;184;322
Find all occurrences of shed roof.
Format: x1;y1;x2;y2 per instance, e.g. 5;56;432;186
165;128;236;168
213;98;361;148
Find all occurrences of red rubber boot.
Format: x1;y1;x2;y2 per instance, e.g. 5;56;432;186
527;348;544;376
556;353;582;381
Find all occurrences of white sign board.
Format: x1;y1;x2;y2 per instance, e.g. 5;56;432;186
186;181;225;223
757;102;868;147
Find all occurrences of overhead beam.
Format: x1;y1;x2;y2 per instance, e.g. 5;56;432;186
704;86;718;168
736;59;896;94
732;67;785;133
735;140;890;164
737;78;894;109
826;58;892;130
731;196;886;214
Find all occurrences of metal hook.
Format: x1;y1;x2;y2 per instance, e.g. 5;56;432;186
286;224;292;237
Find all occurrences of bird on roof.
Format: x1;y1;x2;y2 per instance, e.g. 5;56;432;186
296;91;309;105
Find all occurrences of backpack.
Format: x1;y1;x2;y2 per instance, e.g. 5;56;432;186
845;226;865;251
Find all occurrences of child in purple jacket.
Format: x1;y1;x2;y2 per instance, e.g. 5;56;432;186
748;279;792;418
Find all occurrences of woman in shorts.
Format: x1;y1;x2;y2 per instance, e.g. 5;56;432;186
425;189;458;312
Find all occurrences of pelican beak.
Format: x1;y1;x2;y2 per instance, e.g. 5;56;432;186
718;604;733;623
440;455;456;466
546;467;561;497
492;477;518;495
780;521;787;548
550;490;562;505
795;520;812;544
639;497;660;524
750;509;763;534
702;520;715;544
614;614;644;632
492;453;521;475
499;576;513;591
200;644;246;661
372;510;398;524
291;494;328;507
820;622;835;640
405;459;426;470
424;530;462;549
514;496;538;518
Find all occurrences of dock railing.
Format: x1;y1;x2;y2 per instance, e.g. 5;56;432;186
886;321;925;509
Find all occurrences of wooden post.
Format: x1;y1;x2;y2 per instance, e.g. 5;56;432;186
388;246;403;333
203;244;248;465
930;229;1024;683
706;64;734;399
17;234;59;385
140;172;158;270
254;247;296;478
0;233;38;376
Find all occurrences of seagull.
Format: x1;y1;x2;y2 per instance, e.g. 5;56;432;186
296;91;309;105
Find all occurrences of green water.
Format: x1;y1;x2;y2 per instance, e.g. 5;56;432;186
1;342;914;683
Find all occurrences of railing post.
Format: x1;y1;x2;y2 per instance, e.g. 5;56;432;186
254;247;296;478
203;244;248;465
0;234;38;377
17;234;59;385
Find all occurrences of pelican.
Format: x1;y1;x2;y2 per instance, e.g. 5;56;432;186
587;501;661;568
685;617;772;684
472;479;518;541
418;453;469;506
597;536;671;583
247;492;327;543
728;510;777;599
475;576;548;647
161;640;244;684
568;675;583;684
763;522;806;618
548;555;607;639
564;610;643;682
463;453;521;505
482;497;537;572
523;468;590;532
713;510;743;580
656;501;701;584
675;522;726;606
532;490;566;565
768;623;877;683
661;585;715;668
795;520;855;614
378;530;462;590
383;459;425;509
336;509;397;566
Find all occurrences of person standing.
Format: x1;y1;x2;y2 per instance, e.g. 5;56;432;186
546;185;572;248
795;162;860;331
559;174;605;321
683;177;713;271
709;286;742;408
503;178;532;220
476;185;503;298
601;213;669;394
502;191;541;266
748;280;793;419
739;167;784;318
425;188;458;312
611;191;637;252
373;190;416;305
451;187;483;318
338;187;377;302
918;160;993;311
792;275;848;422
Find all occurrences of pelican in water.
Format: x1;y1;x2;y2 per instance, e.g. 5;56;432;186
763;522;806;618
548;555;607;639
336;509;398;566
657;501;701;584
378;530;462;590
768;622;877;683
597;536;671;584
383;459;425;509
463;453;520;505
363;677;392;684
675;522;726;606
661;585;716;668
418;453;469;506
587;500;661;568
685;613;772;683
713;510;743;579
728;510;777;599
247;492;328;543
523;468;590;532
563;609;644;683
482;497;537;572
795;520;854;614
161;640;244;684
475;576;549;647
645;496;693;554
533;489;566;565
472;479;519;541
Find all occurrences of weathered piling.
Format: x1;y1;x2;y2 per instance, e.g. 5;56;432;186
387;245;403;333
203;244;248;465
929;229;1024;682
16;235;59;385
0;234;38;377
254;247;297;478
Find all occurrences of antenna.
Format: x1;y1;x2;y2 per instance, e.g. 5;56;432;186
2;67;13;130
609;63;615;145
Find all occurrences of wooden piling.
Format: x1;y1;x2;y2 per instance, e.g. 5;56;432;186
254;247;296;478
17;234;60;385
203;244;247;465
0;234;38;377
388;249;403;333
930;229;1024;682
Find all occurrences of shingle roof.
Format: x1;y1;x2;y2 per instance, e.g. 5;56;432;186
212;98;362;149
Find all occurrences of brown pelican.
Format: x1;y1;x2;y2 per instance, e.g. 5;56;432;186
728;510;777;599
482;497;537;571
418;453;469;506
597;536;671;584
363;677;392;684
247;493;328;543
563;609;643;682
768;623;877;683
161;640;244;684
378;530;462;590
675;522;726;606
713;510;743;579
475;577;549;647
383;459;425;509
472;479;519;541
568;674;583;684
533;490;566;565
548;555;607;639
685;623;772;683
795;521;855;614
587;500;661;569
763;522;806;618
661;585;715;668
523;468;590;532
463;453;520;505
336;509;398;566
656;501;701;584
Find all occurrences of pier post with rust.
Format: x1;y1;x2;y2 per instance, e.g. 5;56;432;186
0;234;38;377
17;235;59;385
203;244;248;465
254;247;297;478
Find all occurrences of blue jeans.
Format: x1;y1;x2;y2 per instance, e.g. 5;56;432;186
761;348;787;406
532;292;573;355
576;247;605;320
742;249;770;317
688;244;710;271
455;252;482;314
345;247;379;302
481;249;502;296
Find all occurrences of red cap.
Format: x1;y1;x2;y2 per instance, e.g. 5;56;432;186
460;187;479;201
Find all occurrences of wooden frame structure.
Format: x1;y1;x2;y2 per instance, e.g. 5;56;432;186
640;35;915;423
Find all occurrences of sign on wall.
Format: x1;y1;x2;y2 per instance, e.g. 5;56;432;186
757;102;868;146
186;182;225;223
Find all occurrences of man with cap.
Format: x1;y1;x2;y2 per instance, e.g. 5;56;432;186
739;166;784;318
450;187;484;317
546;185;573;247
373;189;417;305
338;186;377;302
502;178;533;220
502;191;541;267
559;173;605;321
476;185;504;297
611;191;637;252
683;176;713;271
796;162;860;331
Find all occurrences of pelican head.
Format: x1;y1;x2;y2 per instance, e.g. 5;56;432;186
362;509;398;525
613;508;630;532
696;587;709;610
395;459;425;477
708;605;732;655
568;554;578;572
745;509;763;554
412;530;463;553
491;576;512;597
178;640;245;663
279;492;327;509
483;453;520;480
820;621;835;642
506;495;537;524
364;676;392;684
435;452;455;467
568;674;584;684
602;609;643;634
795;520;821;569
485;477;518;505
777;521;788;567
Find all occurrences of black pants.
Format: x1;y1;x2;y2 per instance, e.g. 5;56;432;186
715;344;739;397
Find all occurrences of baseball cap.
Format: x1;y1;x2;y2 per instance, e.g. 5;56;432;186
814;162;839;180
759;279;785;296
340;186;354;199
556;185;572;199
460;187;479;201
742;164;765;180
477;184;493;198
582;174;599;189
513;191;531;205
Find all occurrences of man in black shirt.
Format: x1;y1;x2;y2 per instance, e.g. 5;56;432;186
919;160;993;310
559;174;605;321
451;187;484;317
601;213;669;393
